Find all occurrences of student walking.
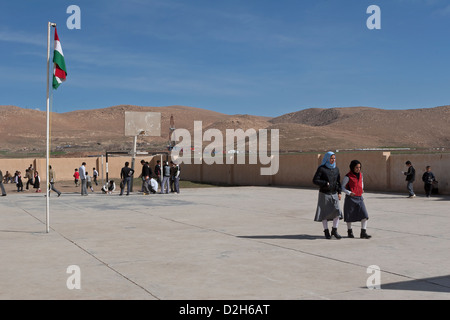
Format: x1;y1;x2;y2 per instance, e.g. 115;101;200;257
73;168;80;187
34;171;41;193
342;160;371;239
86;172;94;192
48;165;61;197
25;167;34;190
93;168;99;186
15;171;23;192
312;151;343;239
403;160;416;198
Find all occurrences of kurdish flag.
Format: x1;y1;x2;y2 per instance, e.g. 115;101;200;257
52;28;67;89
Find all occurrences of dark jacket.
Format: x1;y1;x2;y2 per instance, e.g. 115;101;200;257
313;165;342;194
422;171;435;185
120;167;134;179
155;164;161;176
141;163;151;178
404;166;416;182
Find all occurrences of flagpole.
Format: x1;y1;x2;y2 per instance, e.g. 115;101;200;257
46;21;56;233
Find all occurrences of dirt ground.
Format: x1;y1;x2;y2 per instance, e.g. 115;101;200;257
1;178;215;196
2;179;107;195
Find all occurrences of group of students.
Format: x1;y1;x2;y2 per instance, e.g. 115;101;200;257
137;159;181;195
402;161;438;198
99;159;181;196
0;165;43;194
73;165;98;192
0;165;61;197
312;151;439;240
313;152;371;240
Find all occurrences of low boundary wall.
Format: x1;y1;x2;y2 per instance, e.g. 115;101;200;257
1;152;448;195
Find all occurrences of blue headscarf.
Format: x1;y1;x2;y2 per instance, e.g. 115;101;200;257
321;151;336;169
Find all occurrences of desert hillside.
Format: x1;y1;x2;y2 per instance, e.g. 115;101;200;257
0;104;449;157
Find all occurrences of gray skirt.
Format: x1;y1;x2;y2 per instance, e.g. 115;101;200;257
343;195;369;222
314;192;343;222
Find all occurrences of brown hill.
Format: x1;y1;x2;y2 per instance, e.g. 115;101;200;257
269;106;450;151
0;105;239;157
1;104;449;157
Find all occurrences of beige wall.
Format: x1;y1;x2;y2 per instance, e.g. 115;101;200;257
178;151;449;195
388;153;449;195
0;156;159;184
1;152;449;195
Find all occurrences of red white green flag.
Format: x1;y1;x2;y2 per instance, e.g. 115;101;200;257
52;28;67;89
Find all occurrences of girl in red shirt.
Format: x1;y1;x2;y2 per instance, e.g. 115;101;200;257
342;160;371;239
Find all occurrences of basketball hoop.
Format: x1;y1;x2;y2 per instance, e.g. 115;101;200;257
124;112;161;137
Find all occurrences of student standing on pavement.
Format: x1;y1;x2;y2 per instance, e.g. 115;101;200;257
160;161;171;194
172;161;180;194
79;162;88;196
341;160;371;239
0;169;6;196
154;160;161;186
140;160;151;194
312;151;343;240
120;161;134;196
403;160;416;198
169;161;176;193
422;166;436;198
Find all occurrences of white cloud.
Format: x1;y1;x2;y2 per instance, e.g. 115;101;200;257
437;4;450;15
0;29;45;47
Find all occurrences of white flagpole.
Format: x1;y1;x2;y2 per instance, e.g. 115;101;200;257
46;22;56;233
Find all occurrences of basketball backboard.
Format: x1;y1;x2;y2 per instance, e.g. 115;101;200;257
124;111;161;137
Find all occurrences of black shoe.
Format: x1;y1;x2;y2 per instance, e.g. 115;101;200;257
324;229;331;239
331;227;342;239
347;229;355;238
360;229;372;239
58;193;61;197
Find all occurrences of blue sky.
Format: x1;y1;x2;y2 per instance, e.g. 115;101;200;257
1;0;450;117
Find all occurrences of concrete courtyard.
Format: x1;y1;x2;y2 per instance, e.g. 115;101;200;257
0;186;449;300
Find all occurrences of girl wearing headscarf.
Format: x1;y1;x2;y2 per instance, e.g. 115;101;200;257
313;151;343;239
342;160;371;239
